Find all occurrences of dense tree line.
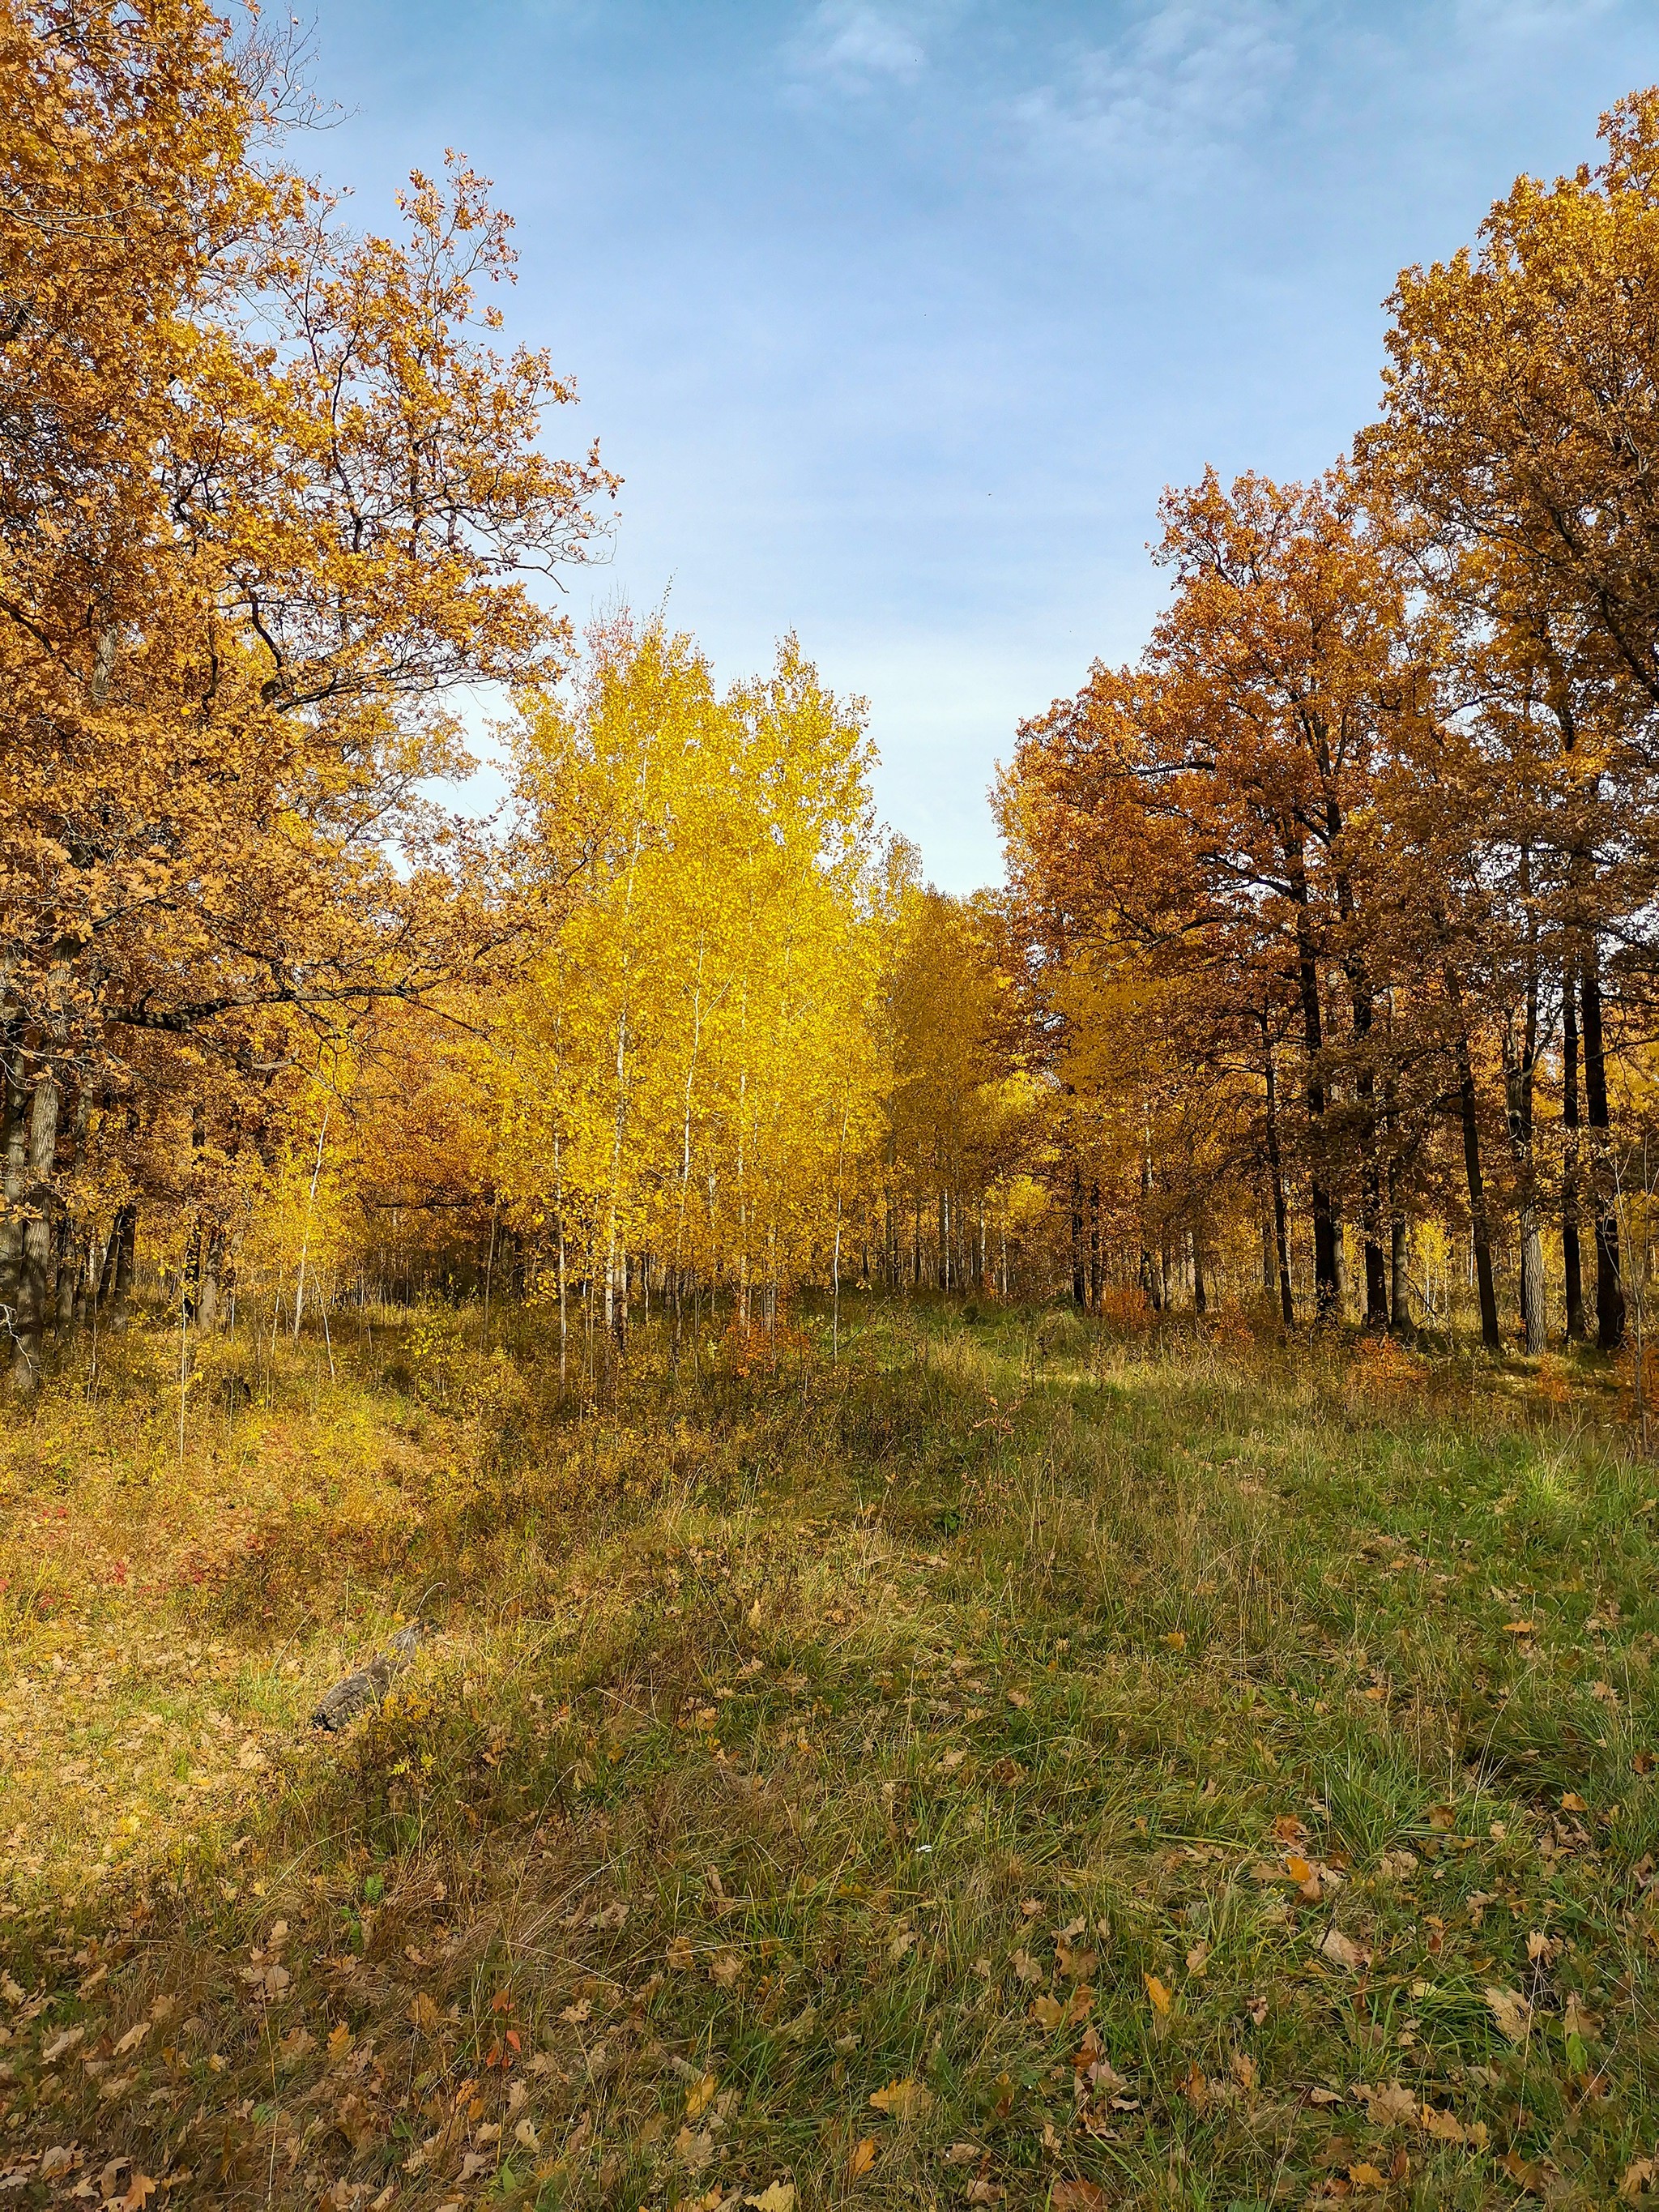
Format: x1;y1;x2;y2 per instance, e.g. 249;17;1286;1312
999;92;1659;1352
6;6;1659;1369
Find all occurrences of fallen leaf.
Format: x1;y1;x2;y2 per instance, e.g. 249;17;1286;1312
848;2137;876;2180
41;2027;83;2064
684;2073;718;2121
559;1997;591;2025
1319;1927;1368;1973
1011;1949;1043;1984
1484;1987;1533;2043
39;2149;75;2180
1307;2086;1341;2107
1419;2105;1465;2143
1619;2157;1656;2201
1143;1972;1171;2016
1348;2163;1386;2189
122;2178;156;2210
408;1992;441;2035
870;2077;935;2120
513;2117;539;2152
709;1950;744;1987
1561;1791;1589;1813
1030;1994;1064;2031
1244;1995;1269;2026
1049;2183;1105;2212
666;1935;696;1971
1365;2083;1417;2124
113;2022;149;2057
1185;1940;1211;1976
745;2186;795;2212
674;2126;714;2173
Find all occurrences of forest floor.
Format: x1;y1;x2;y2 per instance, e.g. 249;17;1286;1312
0;1300;1657;2210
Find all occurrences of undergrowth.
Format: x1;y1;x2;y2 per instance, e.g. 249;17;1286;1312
0;1300;1657;2210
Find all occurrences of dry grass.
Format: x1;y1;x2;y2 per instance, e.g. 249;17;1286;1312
1;1300;1657;2210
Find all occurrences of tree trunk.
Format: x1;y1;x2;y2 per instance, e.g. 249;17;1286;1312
1562;949;1586;1341
1290;872;1339;1317
1263;1029;1294;1327
12;1066;60;1389
1068;1164;1085;1310
1580;937;1626;1350
0;1033;28;1313
1390;1215;1411;1334
1346;962;1390;1330
106;1203;136;1330
1452;1024;1501;1352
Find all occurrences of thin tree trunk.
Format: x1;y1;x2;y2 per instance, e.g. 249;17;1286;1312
1290;860;1339;1317
1263;1026;1294;1327
0;1032;28;1313
1562;947;1586;1341
12;1065;60;1389
1452;1021;1501;1352
1068;1160;1085;1310
1580;937;1626;1350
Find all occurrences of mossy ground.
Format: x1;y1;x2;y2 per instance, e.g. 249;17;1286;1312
1;1300;1657;2209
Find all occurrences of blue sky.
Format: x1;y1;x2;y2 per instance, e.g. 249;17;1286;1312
309;0;1658;890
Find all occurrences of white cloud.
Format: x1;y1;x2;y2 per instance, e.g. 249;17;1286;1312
787;1;936;90
1009;0;1299;177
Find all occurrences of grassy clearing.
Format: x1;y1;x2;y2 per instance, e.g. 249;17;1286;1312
1;1302;1658;2209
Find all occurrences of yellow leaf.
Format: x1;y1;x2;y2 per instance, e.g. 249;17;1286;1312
870;2077;934;2120
1162;1630;1187;1650
1030;1993;1064;2030
848;2137;877;2179
326;2022;353;2058
745;2187;796;2212
684;2072;718;2121
408;1991;441;2035
1348;2165;1386;2189
666;1934;696;1971
1143;1972;1171;2016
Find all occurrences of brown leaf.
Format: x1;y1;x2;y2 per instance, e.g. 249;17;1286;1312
870;2077;934;2120
1050;2185;1106;2212
847;2137;877;2180
1319;1927;1368;1973
1484;1987;1533;2043
674;2126;714;2172
1364;2082;1417;2125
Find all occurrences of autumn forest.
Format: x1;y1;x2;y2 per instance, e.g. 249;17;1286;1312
11;6;1659;2210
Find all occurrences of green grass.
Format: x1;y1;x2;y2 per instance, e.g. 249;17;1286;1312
2;1300;1658;2208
